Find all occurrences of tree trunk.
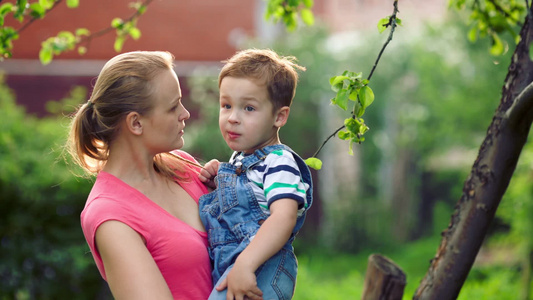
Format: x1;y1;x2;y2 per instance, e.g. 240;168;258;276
413;9;533;300
362;254;406;300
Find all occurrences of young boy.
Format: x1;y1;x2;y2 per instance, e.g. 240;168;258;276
198;49;313;300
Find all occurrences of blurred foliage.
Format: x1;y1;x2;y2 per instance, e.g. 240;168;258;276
293;234;531;299
0;1;530;297
449;0;526;56
264;0;315;32
0;76;111;299
497;136;533;299
182;74;232;163
321;11;515;251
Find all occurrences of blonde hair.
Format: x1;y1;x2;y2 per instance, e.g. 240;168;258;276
219;49;306;111
67;51;196;180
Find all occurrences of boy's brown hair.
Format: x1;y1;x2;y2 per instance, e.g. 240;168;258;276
218;49;306;110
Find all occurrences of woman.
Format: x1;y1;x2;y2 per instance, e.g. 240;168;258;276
67;51;212;299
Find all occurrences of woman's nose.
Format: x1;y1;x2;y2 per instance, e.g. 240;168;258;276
179;105;190;121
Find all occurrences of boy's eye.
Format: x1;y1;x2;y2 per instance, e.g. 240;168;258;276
222;104;231;109
244;106;255;112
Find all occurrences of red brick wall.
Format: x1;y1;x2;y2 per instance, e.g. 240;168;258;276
4;0;255;61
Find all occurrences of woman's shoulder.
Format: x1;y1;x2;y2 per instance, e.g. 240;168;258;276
82;173;144;228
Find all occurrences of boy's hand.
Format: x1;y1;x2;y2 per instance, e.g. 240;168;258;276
199;159;220;190
216;261;263;300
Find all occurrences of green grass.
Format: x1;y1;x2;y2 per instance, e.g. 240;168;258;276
293;236;529;299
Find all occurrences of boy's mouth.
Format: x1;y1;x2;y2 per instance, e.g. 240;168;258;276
227;131;240;139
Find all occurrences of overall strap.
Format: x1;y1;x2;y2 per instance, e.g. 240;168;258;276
239;144;289;172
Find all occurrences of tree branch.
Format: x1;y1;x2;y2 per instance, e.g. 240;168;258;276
368;0;399;81
414;6;533;297
312;125;346;158
16;0;64;35
506;78;533;128
313;0;400;158
77;0;154;52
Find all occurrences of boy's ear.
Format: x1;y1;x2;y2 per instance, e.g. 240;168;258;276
274;106;290;128
125;111;143;135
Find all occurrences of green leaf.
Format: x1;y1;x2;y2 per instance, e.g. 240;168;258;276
304;157;322;170
66;0;79;8
489;34;504;56
39;46;53;65
335;88;349;111
302;0;313;8
338;130;351;140
342;70;362;79
358;85;374;109
38;0;53;10
288;0;299;7
114;36;125;52
77;46;87;55
345;118;360;134
377;17;389;33
396;18;402;26
301;8;314;26
57;31;76;43
138;4;147;14
129;27;141;40
0;3;14;16
348;88;358;101
75;28;90;36
354;101;365;117
329;75;349;92
111;18;124;29
283;11;298;31
329;75;350;86
359;124;369;134
29;3;45;18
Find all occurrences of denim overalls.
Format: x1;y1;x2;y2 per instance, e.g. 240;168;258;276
199;144;313;300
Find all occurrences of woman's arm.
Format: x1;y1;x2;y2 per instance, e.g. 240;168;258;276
95;220;174;300
220;199;298;300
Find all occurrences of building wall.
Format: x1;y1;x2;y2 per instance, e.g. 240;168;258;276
0;0;257;115
3;0;255;61
0;0;446;116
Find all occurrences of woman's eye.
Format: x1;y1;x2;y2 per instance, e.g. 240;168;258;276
245;106;255;112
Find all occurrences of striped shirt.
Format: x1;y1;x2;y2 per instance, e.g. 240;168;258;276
230;149;310;216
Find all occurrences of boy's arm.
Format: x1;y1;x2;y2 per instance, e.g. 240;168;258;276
199;159;219;190
219;198;299;299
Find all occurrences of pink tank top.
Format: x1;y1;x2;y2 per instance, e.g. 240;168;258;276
80;150;212;299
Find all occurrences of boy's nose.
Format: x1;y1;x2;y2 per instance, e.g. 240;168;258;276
228;112;240;124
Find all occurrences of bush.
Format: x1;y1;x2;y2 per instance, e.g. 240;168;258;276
0;76;111;299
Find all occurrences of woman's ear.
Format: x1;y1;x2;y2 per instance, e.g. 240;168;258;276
125;112;143;135
274;106;290;128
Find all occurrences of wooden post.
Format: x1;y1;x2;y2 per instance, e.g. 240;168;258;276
361;254;406;300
